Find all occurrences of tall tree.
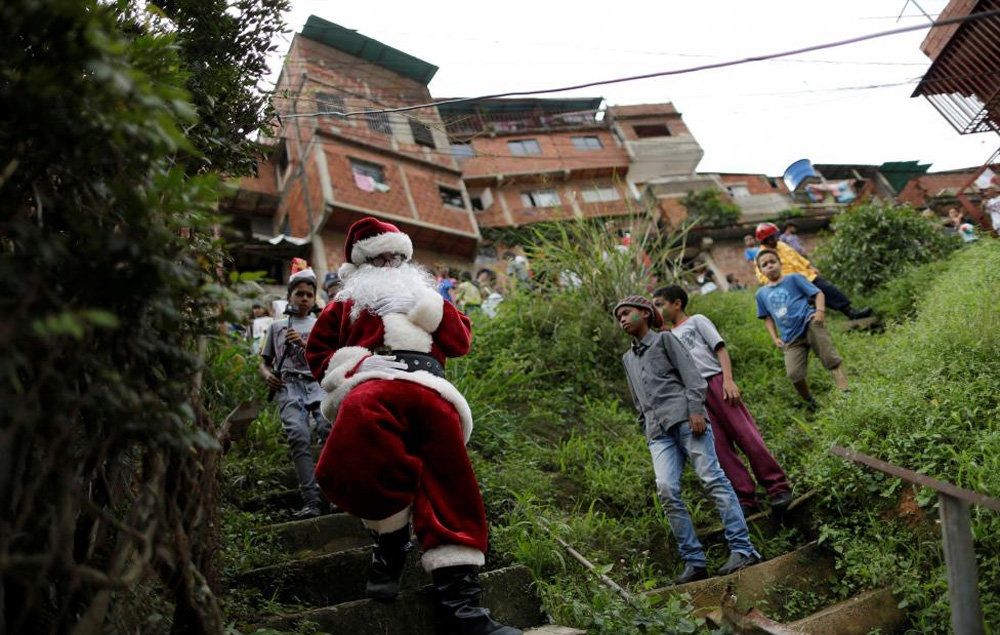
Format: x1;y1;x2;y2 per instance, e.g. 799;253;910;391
0;1;285;632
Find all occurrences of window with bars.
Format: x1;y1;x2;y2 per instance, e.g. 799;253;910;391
521;189;560;208
508;139;542;156
316;92;345;116
580;186;620;203
571;135;603;150
366;112;392;135
409;120;436;148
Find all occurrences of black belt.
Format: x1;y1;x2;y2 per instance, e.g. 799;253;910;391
374;347;446;379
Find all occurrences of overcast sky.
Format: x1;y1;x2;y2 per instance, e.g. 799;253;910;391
273;0;997;176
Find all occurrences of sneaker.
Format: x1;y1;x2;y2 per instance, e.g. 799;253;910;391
740;502;762;518
847;306;873;320
673;564;708;585
717;551;761;576
770;490;794;512
803;397;819;412
292;503;323;519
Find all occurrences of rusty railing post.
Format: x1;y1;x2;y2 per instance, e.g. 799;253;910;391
939;494;985;635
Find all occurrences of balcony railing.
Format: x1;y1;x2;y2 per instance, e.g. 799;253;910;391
443;108;603;138
912;1;1000;135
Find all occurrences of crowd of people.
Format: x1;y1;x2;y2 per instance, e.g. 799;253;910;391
236;205;994;633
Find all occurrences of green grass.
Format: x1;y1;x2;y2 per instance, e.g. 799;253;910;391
212;227;998;633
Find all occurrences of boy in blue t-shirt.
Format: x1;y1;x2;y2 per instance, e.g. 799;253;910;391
754;249;848;407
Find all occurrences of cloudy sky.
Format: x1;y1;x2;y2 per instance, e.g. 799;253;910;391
273;0;997;176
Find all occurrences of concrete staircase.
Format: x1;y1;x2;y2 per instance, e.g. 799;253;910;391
230;505;582;634
645;494;908;634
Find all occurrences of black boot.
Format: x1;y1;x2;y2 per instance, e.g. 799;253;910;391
845;306;873;319
366;525;412;601
432;565;522;635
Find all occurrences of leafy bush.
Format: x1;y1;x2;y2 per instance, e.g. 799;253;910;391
814;201;958;296
1;1;285;632
802;240;1000;631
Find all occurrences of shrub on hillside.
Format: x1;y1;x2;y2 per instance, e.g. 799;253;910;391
804;240;1000;631
814;201;958;295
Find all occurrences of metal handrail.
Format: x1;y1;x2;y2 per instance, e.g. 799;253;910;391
830;445;1000;635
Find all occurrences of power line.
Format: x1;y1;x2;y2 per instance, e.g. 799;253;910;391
284;8;1000;120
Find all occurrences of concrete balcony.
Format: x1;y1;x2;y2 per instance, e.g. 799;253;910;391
625;136;704;183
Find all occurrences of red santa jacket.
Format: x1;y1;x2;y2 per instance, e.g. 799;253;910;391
305;286;475;442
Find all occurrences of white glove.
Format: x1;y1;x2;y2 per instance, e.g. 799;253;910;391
357;354;407;374
371;296;416;316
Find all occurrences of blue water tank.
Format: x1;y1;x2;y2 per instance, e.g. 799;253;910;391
783;159;818;191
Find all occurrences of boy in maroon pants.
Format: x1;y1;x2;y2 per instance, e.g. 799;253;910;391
653;285;792;514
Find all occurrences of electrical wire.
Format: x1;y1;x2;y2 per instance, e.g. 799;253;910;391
283;8;1000;120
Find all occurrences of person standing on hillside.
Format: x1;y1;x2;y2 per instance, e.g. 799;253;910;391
652;285;792;515
259;268;332;519
306;217;520;635
779;221;808;256
615;295;760;585
753;222;872;320
755;249;849;408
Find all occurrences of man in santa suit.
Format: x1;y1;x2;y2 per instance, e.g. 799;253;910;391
306;217;520;635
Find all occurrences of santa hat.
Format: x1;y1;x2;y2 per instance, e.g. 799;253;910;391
338;217;413;279
287;266;317;295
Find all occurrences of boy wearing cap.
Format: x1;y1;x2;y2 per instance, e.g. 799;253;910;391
260;268;332;519
652;285;792;515
615;295;760;584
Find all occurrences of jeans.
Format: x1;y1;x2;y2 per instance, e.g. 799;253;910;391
277;374;332;507
648;421;758;567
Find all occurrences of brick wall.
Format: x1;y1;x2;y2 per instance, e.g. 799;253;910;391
718;173;789;195
461;129;627;181
473;180;633;227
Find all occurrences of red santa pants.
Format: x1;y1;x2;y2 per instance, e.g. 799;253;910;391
314;378;488;559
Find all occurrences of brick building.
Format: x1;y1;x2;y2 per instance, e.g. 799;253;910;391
221;16;724;282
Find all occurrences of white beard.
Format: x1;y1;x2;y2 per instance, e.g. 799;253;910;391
336;262;436;321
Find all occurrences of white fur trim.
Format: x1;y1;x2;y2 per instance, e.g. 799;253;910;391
421;545;485;572
320;369;474;444
351;232;413;265
382;313;433;353
320;346;370;393
338;262;358;280
361;506;411;534
407;288;444;333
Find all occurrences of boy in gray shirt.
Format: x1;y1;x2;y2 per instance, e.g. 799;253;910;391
260;269;332;518
615;295;760;584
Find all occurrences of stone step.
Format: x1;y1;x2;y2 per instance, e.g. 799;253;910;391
789;587;905;635
233;487;302;514
646;542;834;612
236;544;428;607
257;565;546;634
263;512;370;557
524;627;586;635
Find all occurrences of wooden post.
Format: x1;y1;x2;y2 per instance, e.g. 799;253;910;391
939;494;985;635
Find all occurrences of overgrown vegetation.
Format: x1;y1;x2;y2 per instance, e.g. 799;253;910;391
814;201;959;296
1;1;285;633
215;215;995;634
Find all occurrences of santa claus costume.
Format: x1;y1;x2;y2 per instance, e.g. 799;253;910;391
306;217;519;635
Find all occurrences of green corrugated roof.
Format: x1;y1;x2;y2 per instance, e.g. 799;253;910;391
879;161;931;193
436;97;604;115
300;16;438;85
